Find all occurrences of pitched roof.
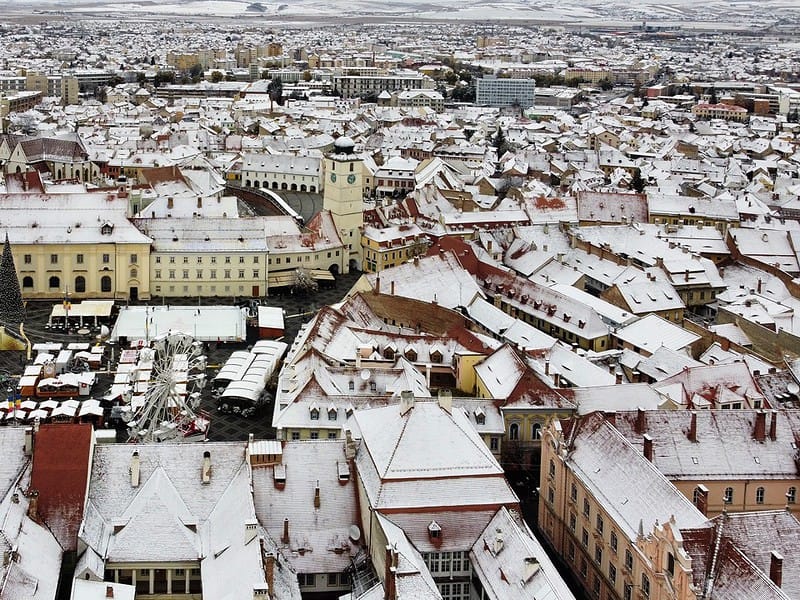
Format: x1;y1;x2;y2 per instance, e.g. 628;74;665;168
30;424;93;552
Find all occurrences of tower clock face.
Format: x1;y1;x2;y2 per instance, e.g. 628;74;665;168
347;174;356;184
330;173;337;183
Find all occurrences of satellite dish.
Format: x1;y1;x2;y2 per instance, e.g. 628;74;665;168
348;525;361;543
360;369;371;381
788;382;800;396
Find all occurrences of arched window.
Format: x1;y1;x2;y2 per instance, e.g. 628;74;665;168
509;422;519;441
290;184;297;191
281;182;288;190
253;180;260;188
22;276;33;289
272;181;279;190
245;179;251;187
724;486;734;505
74;276;86;293
101;276;112;293
788;486;797;504
48;276;60;289
756;486;765;505
532;423;542;440
310;186;316;193
548;459;555;478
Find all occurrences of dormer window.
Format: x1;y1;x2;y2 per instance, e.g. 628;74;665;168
404;345;417;361
310;404;320;421
101;222;114;235
348;380;355;391
427;520;442;540
430;346;443;363
328;404;338;421
474;406;486;425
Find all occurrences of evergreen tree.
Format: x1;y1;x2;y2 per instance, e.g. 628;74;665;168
709;86;718;105
0;234;24;326
631;168;646;193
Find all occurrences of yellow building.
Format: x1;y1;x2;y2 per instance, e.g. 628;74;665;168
5;192;152;301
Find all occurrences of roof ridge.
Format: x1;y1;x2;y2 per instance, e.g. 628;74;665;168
382;410;412;479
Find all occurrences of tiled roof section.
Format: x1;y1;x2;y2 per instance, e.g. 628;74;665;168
18;135;88;163
576;191;648;223
613;409;800;480
652;362;764;408
348;292;468;337
683;521;791;600
714;510;800;599
252;440;360;574
30;424;93;552
566;413;707;541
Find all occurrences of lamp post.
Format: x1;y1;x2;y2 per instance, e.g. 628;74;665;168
63;285;71;331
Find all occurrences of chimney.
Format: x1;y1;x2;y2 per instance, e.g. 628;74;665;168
720;336;731;352
770;409;779;441
493;528;504;554
544;361;550;375
314;480;321;509
167;196;174;209
413;256;419;266
400;390;415;415
23;426;34;456
27;490;39;522
131;450;141;487
197;197;202;209
608;364;615;374
643;433;654;462
695;484;709;515
264;551;275;599
605;411;617;427
390;280;395;296
770;551;784;588
688;411;697;442
635;407;647;434
757;278;762;294
438;389;452;414
245;521;258;545
375;274;381;295
282;518;290;545
202;450;211;483
552;371;561;387
384;546;397;600
754;410;767;442
522;557;540;582
684;269;689;282
615;371;623;385
106;586;114;599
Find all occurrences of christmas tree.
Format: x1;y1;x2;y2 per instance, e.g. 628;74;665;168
0;233;25;326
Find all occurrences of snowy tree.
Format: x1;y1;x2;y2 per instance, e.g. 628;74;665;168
0;234;24;326
293;268;318;295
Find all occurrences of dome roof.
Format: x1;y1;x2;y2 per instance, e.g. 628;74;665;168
334;136;355;151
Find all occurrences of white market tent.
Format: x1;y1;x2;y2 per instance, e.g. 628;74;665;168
110;306;247;343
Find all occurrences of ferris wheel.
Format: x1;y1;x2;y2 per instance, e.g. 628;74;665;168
125;332;211;443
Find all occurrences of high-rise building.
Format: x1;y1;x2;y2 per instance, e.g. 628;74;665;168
476;75;536;108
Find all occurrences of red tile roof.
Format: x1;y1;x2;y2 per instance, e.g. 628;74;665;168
31;424;93;551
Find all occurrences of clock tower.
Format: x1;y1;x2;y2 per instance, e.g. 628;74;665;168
323;136;364;273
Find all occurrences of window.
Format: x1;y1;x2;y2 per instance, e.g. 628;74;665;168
225;256;231;264
48;276;60;288
594;546;602;565
624;584;632;600
624;549;633;571
22;276;33;288
156;256;161;264
182;256;188;264
291;431;300;440
76;254;84;264
532;423;542;439
197;256;203;264
196;270;203;279
609;563;617;584
298;574;315;587
155;270;161;279
548;459;555;479
102;254;110;264
130;268;137;279
328;431;337;439
596;514;604;534
570;483;578;502
583;498;590;518
509;423;519;440
490;437;498;451
310;408;320;420
169;270;176;279
239;270;245;278
581;528;589;548
101;276;112;292
569;513;576;533
50;254;58;264
211;256;217;264
610;531;618;554
253;270;259;278
183;270;189;279
592;576;600;598
580;557;588;578
253;256;259;263
224;270;231;279
310;431;319;440
130;254;138;264
788;487;797;504
724;487;734;505
756;486;765;505
641;573;650;598
547;486;554;504
23;254;31;264
667;552;675;577
567;541;575;561
74;276;86;293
